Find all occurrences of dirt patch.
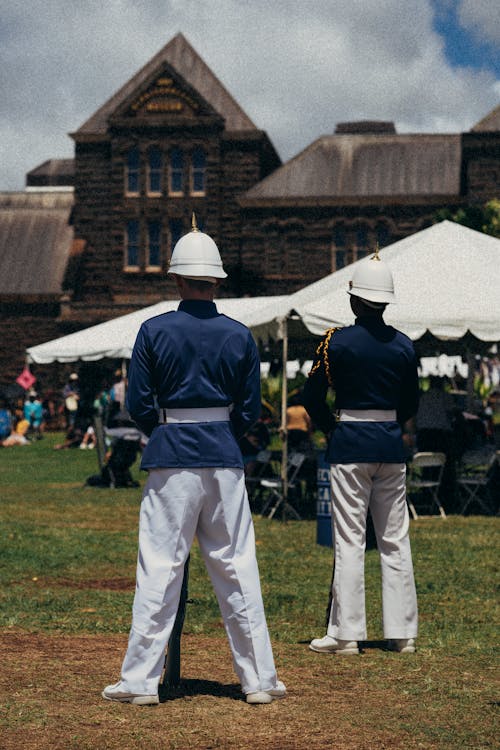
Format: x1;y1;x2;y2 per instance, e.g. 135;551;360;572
0;631;432;750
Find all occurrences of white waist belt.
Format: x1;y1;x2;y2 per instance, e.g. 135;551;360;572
339;409;397;422
158;407;231;424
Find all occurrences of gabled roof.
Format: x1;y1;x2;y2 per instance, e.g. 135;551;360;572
241;133;462;204
471;103;500;132
0;192;74;296
75;33;256;135
26;159;74;187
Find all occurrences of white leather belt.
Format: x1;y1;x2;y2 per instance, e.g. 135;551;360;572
339;409;397;422
158;407;231;424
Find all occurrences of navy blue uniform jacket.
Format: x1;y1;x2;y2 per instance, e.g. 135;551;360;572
126;300;261;470
303;316;419;463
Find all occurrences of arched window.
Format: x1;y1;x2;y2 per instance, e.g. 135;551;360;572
169;148;184;195
191;148;206;195
125;147;140;195
147;220;161;269
147;147;162;195
125;219;140;268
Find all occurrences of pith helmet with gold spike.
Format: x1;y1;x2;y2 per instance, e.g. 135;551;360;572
348;243;395;304
168;213;227;281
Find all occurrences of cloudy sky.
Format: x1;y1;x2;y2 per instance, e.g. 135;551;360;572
1;0;499;191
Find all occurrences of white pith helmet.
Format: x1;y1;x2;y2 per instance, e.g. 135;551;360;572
348;246;395;304
168;214;227;281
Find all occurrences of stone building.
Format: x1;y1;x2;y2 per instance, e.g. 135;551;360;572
0;32;499;389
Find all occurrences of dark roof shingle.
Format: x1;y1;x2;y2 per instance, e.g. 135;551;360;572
242;133;462;202
0;192;74;296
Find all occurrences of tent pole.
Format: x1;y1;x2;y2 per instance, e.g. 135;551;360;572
279;315;288;518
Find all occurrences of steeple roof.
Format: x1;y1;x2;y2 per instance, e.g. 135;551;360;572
75;33;256;135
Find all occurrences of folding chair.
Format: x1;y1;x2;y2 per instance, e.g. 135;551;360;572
406;451;447;519
259;451;305;520
457;449;499;516
245;449;273;506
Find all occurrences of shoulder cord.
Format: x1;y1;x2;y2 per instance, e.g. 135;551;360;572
308;327;341;387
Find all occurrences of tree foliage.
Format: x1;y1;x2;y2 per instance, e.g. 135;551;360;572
435;199;500;238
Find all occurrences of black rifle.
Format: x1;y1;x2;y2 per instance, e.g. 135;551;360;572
161;555;190;690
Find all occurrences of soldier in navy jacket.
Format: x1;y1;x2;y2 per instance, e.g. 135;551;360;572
303;249;419;656
103;218;285;706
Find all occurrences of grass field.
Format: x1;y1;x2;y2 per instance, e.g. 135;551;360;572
0;434;498;749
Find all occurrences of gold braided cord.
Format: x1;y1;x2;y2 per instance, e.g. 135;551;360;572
308;327;341;386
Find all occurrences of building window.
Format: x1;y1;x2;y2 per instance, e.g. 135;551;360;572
355;224;369;259
125;219;140;269
147;220;161;270
169;219;184;259
125;147;140;195
147;147;162;195
169;148;184;195
191;148;206;195
333;225;346;270
376;222;390;249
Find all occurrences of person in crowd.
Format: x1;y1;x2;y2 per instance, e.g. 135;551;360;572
286;393;313;451
0;398;13;441
109;370;127;411
2;408;30;446
24;389;44;438
102;216;285;706
41;390;60;430
303;248;419;656
53;422;84;450
62;373;80;428
79;424;96;449
286;393;317;511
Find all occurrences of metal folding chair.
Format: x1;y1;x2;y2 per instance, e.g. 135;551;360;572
407;451;447;519
259;451;305;520
457;449;499;516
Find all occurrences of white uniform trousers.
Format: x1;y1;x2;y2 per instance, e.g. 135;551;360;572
119;467;278;695
327;462;418;641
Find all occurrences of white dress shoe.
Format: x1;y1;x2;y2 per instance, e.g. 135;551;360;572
246;680;287;704
102;681;159;705
387;638;416;653
309;635;359;654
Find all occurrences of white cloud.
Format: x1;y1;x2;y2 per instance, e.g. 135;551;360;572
458;0;500;44
0;0;498;190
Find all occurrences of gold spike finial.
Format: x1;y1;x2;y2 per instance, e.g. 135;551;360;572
372;242;381;261
191;212;199;232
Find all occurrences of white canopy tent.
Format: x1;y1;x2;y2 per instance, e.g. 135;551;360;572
247;220;500;353
28;221;499;365
26;296;287;364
